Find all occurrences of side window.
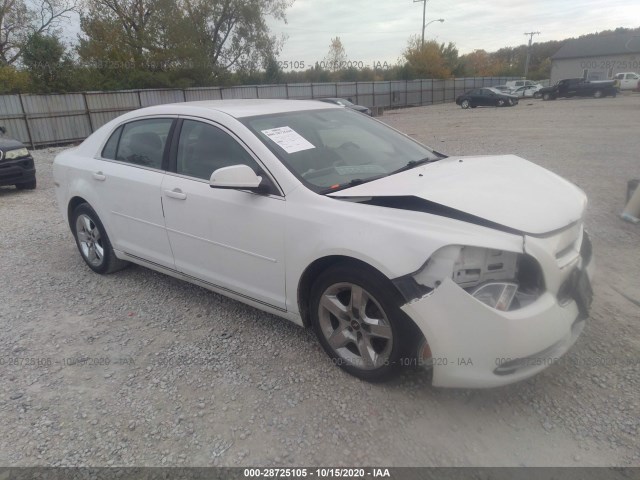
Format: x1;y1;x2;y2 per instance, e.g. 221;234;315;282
176;120;261;181
115;118;173;169
101;126;122;159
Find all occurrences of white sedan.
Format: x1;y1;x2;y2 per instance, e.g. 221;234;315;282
53;100;594;387
511;84;544;98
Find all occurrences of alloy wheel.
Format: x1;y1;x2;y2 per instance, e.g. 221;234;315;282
318;282;393;370
75;214;105;267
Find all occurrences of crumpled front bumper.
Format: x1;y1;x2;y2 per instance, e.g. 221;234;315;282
401;230;594;388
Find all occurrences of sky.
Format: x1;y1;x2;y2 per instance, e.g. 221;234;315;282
266;0;640;68
60;0;640;69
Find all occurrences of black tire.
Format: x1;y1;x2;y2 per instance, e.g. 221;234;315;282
533;92;542;99
309;263;421;382
593;89;603;98
71;203;129;274
542;92;552;101
16;179;36;190
460;99;470;109
496;99;505;107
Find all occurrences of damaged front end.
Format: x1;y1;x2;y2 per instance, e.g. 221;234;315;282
394;245;545;311
392;224;593;388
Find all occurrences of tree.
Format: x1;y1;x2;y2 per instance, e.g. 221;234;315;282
0;0;77;65
323;36;346;72
0;64;30;92
458;49;505;77
78;0;293;81
403;35;451;79
22;32;67;90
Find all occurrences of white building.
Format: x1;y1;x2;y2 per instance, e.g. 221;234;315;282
550;32;640;83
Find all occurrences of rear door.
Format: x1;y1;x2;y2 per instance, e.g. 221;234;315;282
92;117;176;268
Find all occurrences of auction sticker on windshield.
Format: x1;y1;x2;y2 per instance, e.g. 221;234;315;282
261;126;315;154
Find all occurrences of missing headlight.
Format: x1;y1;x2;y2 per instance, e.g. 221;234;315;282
395;246;545;310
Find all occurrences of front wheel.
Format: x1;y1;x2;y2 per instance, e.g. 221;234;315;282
310;265;419;382
542;92;552;101
533;92;542;99
460;99;470;109
593;89;603;98
71;203;129;274
496;99;505;107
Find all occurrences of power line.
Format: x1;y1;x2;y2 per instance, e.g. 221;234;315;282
523;31;540;77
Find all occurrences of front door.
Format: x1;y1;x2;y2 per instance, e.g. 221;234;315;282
161;119;287;310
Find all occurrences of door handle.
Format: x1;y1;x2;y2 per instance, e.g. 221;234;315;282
92;171;106;181
164;188;187;200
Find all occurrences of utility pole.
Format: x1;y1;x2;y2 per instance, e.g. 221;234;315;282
414;0;428;48
523;31;540;78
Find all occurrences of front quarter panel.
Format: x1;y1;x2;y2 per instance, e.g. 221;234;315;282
285;188;525;314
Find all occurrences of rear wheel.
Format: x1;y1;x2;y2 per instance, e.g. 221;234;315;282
533;92;542;99
593;89;603;98
460;99;470;109
310;265;419;382
71;203;129;274
16;179;36;190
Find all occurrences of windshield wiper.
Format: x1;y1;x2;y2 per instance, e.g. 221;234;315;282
388;157;437;176
319;177;381;195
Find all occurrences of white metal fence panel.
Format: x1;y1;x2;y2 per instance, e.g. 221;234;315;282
0;76;523;146
139;89;185;107
221;86;259;99
184;87;223;101
257;85;288;99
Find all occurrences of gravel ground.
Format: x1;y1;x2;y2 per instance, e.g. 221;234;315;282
0;95;639;467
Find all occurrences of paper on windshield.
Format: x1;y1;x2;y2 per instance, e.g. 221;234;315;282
261;126;315;154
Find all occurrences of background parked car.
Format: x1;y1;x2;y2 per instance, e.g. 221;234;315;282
505;79;538;90
0;126;36;190
511;84;544;98
613;72;640;90
317;98;371;115
455;88;519;109
492;85;513;94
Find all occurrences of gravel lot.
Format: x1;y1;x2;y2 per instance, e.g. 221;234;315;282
0;95;639;467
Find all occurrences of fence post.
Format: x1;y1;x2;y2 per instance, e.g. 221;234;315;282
285;83;289;99
182;89;187;102
17;94;35;149
137;90;143;108
82;92;94;133
310;83;314;99
255;85;260;99
335;82;338;97
355;82;359;105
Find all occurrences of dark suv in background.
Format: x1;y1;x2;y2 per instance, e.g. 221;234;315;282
0;126;36;190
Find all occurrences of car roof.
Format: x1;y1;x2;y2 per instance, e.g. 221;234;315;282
129;99;339;120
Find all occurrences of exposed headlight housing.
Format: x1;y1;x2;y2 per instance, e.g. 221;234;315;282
394;245;545;310
471;282;518;311
4;147;29;160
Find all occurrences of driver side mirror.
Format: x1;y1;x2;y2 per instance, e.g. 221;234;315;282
209;164;269;194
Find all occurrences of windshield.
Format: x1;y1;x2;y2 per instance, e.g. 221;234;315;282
486;87;503;94
241;108;440;193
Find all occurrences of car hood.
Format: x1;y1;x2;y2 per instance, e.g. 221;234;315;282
328;155;586;236
0;137;26;151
